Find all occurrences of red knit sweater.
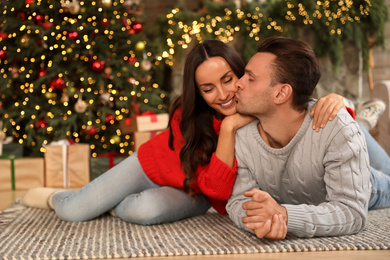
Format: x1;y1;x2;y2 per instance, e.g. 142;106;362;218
137;108;237;215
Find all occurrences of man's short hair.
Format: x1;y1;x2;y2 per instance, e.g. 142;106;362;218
257;37;321;110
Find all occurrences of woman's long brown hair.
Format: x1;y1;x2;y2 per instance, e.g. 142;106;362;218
168;40;245;195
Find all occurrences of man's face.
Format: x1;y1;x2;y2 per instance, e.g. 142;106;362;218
235;52;276;118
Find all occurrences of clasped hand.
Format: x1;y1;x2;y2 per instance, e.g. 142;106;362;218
241;188;287;240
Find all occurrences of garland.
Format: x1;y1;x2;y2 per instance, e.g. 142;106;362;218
152;0;389;72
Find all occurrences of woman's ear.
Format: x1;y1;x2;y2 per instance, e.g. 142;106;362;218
274;84;292;105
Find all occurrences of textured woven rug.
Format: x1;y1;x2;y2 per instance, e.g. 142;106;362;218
0;201;389;260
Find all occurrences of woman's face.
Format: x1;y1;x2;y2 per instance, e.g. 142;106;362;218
195;56;239;118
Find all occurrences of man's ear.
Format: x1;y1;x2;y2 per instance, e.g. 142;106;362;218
274;84;292;105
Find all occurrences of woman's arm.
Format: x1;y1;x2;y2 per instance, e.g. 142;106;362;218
215;114;254;168
310;93;344;132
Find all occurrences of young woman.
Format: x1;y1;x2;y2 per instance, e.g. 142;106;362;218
22;40;344;224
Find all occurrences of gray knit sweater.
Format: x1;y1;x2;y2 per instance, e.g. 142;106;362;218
226;100;371;238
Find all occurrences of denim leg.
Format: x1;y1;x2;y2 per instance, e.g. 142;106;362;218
368;166;390;210
113;186;211;225
358;121;390;175
52;152;159;222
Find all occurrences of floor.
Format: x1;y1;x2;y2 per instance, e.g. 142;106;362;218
1;190;389;260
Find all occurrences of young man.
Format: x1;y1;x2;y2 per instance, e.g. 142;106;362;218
226;37;373;240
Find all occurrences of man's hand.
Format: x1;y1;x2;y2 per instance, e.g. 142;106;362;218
241;188;288;240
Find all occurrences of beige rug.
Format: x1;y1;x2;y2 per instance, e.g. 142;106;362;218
0;200;389;259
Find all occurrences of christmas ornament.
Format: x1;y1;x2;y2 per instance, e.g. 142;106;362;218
16;11;26;21
128;56;137;65
34;118;47;129
37;67;47;78
40;21;54;30
50;77;65;90
134;41;145;52
101;0;112;8
100;92;113;107
0;31;8;40
68;31;78;39
20;35;30;47
85;125;97;135
45;92;54;99
74;97;87;113
140;59;152;71
91;60;105;72
110;135;121;144
0;50;6;60
131;22;142;34
105;114;115;124
34;13;44;23
101;18;110;26
26;0;35;4
69;0;81;15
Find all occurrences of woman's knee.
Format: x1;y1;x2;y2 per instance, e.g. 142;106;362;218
114;193;166;225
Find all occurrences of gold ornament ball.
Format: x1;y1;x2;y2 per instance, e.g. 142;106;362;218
45;92;54;99
66;47;73;53
134;41;145;52
111;135;121;144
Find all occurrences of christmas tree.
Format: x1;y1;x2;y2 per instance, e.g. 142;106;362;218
0;0;168;157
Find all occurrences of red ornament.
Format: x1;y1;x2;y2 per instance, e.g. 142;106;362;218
84;125;97;135
131;22;142;34
34;13;44;23
0;31;8;40
16;11;26;21
34;118;47;129
0;50;6;60
91;60;105;72
68;31;78;39
40;21;53;30
26;0;34;5
101;18;110;26
49;77;65;90
105;114;115;124
127;56;137;65
37;67;47;78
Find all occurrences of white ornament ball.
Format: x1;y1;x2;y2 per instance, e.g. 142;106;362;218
74;98;87;113
140;60;152;71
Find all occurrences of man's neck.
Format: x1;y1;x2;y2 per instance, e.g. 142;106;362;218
257;108;307;149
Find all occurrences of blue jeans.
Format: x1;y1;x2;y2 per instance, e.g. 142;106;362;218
52;152;211;224
358;123;390;210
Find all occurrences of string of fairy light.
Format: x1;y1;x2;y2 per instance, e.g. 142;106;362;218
156;0;372;65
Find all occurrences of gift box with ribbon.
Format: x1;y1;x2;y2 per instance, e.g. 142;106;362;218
133;130;163;151
44;140;90;188
90;152;127;181
0;156;45;191
120;112;169;133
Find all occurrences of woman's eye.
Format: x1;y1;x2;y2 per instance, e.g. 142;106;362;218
223;77;233;84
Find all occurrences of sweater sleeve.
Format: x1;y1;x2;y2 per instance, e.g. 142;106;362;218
170;109;237;201
285;121;371;238
226;127;258;234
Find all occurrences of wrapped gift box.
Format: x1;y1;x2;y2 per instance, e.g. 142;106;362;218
0;156;44;191
120;113;168;133
45;143;90;188
133;130;163;151
90;153;127;181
